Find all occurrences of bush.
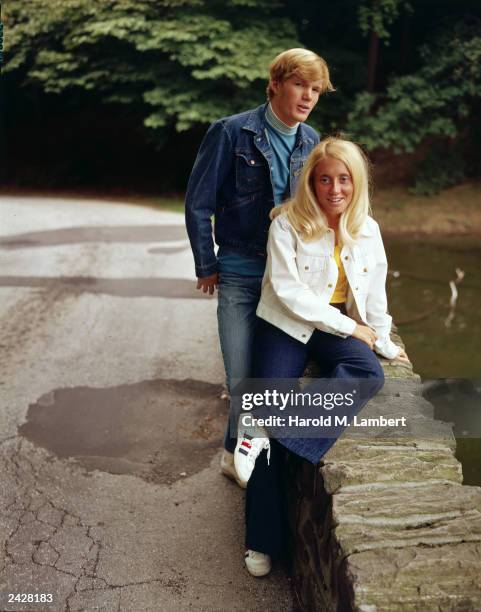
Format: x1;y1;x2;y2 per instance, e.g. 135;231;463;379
411;145;465;196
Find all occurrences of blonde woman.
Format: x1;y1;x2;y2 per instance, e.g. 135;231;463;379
235;137;409;577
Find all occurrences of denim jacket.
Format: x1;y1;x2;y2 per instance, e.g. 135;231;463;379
185;104;319;277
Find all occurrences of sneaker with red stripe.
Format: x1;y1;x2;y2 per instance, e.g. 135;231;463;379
234;425;270;487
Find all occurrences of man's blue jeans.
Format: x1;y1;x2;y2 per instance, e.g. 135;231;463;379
217;272;263;452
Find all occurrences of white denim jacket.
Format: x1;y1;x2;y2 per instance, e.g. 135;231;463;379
256;213;400;359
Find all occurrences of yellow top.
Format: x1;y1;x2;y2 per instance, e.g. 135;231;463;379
330;244;348;303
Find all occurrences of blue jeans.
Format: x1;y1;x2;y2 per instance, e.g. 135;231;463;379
252;318;385;463
246;317;385;555
217;272;263;452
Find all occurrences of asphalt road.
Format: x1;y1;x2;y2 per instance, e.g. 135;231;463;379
0;197;294;611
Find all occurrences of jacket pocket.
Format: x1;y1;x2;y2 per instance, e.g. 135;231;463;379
219;194;262;239
235;149;268;195
354;253;375;292
297;254;328;286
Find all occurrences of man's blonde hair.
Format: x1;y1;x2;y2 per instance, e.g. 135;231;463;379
271;137;371;245
267;48;334;99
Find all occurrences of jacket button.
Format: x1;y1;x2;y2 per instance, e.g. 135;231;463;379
250;160;256;165
344;255;349;260
328;283;333;288
363;267;368;272
302;334;307;338
304;265;309;270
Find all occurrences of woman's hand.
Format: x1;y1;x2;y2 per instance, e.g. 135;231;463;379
394;348;410;363
352;324;377;350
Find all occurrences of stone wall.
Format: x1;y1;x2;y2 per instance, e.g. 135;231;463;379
287;330;481;611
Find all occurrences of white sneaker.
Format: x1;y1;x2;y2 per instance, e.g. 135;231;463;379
245;549;272;577
220;450;246;489
234;426;270;487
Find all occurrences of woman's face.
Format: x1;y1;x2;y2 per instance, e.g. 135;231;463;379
313;157;353;221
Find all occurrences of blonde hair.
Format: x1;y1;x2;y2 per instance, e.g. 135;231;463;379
271;137;371;245
267;48;334;99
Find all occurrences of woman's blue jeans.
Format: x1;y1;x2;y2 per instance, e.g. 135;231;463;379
252;317;385;463
246;317;385;556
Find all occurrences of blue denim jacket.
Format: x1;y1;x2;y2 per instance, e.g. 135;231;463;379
185;104;319;278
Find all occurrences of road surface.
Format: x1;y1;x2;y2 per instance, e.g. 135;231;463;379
0;196;294;611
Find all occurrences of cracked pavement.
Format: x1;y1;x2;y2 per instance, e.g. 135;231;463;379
0;197;294;612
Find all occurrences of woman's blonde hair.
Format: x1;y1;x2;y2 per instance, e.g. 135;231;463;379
271;137;371;245
267;48;334;99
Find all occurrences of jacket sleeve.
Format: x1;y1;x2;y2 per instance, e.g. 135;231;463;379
365;224;400;359
184;121;233;278
267;217;357;338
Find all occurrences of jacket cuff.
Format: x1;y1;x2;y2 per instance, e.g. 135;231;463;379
374;337;400;360
336;314;357;338
195;261;218;278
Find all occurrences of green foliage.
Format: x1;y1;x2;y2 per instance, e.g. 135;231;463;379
358;0;412;41
5;0;298;132
347;23;481;154
5;0;481;192
411;146;466;196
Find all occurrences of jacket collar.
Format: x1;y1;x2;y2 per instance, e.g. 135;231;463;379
242;104;316;145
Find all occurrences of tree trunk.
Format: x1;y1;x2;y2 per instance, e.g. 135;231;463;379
399;11;411;71
367;30;379;92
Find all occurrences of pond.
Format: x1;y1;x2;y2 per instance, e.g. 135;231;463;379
385;235;481;486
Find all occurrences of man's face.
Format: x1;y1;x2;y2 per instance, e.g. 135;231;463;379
270;74;323;126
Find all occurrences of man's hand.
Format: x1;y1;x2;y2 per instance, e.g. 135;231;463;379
196;273;219;295
394;348;410;363
352;324;377;350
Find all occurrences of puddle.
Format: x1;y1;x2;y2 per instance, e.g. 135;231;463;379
19;378;226;484
0;225;188;249
147;246;188;254
0;276;212;299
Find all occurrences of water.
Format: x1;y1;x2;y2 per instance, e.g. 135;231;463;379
384;235;481;485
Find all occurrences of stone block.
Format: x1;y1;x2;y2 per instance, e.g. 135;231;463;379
346;542;481;611
321;442;462;494
333;483;481;555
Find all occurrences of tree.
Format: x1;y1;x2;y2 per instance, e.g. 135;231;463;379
358;0;412;91
347;20;481;192
4;0;481;191
5;0;299;134
347;21;481;152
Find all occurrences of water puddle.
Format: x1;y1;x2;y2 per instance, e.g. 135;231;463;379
19;378;225;485
0;225;188;249
0;276;211;299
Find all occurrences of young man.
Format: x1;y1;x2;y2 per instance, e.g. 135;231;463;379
185;47;334;491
